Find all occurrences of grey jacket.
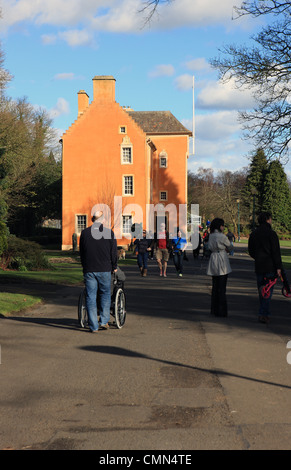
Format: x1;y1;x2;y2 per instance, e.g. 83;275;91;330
206;230;232;276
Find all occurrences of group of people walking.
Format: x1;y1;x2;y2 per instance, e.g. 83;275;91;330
79;209;283;333
134;223;187;278
134;213;283;323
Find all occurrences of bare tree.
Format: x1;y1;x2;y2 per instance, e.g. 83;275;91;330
139;0;172;24
0;10;12;95
233;1;291;18
214;170;247;233
210;1;291;162
188;168;219;223
188;168;247;233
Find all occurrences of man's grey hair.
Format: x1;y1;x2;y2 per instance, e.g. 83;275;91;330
92;210;103;222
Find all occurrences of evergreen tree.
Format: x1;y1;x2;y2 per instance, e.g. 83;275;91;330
262;160;291;232
241;148;268;224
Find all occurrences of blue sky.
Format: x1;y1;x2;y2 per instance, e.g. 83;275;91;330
1;0;290;178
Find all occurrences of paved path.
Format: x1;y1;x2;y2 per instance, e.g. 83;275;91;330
1;245;291;450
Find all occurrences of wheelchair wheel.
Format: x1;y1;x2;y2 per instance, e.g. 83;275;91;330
114;288;126;329
78;289;88;328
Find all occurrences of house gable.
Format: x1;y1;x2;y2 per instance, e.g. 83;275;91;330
61;76;190;249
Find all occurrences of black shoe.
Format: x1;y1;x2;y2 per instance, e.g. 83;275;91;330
258;315;270;324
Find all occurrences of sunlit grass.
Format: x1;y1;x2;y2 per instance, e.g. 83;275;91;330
0;251;136;286
281;249;291;269
0;292;42;316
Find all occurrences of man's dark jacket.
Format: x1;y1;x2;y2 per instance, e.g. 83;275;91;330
248;222;282;274
79;223;117;274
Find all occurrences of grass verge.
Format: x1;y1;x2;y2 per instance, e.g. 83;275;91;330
281;249;291;270
0;252;137;286
0;264;83;285
0;292;42;317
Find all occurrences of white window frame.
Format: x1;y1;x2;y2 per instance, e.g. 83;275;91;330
123;175;134;196
122;215;133;235
119;125;127;134
76;214;87;234
121;135;133;164
121;146;133;164
159;150;168;168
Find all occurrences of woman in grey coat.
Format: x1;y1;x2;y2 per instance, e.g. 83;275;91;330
206;218;232;317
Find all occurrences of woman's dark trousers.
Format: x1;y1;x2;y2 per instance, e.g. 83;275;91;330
211;274;228;317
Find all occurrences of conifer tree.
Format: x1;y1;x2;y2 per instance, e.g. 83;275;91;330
241;148;268;223
262;160;291;232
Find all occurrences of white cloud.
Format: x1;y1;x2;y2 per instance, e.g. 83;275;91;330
90;0;143;33
184;57;212;74
174;74;193;91
53;73;76;81
49;97;70;119
184;108;254;174
188;151;250;174
0;0;249;35
197;78;256;111
196;110;241;141
0;0;142;33
188;136;252;174
146;0;244;30
41;33;57;45
59;29;95;47
1;0;102;30
41;29;95;47
149;64;175;78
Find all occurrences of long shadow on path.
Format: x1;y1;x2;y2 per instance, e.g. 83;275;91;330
80;344;291;391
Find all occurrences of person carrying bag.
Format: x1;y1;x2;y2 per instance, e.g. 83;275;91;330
172;230;187;277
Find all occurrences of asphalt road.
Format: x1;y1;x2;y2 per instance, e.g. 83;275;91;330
1;244;291;451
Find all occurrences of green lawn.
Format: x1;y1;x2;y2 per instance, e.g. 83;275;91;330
281;249;291;269
0;251;137;285
279;240;291;247
0;251;137;316
0;263;83;285
0;292;42;316
238;238;291;247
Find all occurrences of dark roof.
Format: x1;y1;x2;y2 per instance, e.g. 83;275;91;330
127;111;192;135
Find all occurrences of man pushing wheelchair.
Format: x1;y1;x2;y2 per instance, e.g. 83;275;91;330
79;210;118;333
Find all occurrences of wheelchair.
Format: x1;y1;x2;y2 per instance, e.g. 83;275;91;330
78;269;126;329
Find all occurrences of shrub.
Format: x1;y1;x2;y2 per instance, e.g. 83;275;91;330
0;235;51;271
0;221;8;257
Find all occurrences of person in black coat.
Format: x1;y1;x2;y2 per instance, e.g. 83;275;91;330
248;212;282;324
79;211;117;332
134;230;153;277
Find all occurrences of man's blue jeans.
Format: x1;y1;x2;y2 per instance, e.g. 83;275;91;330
84;272;111;331
173;252;184;274
256;272;277;317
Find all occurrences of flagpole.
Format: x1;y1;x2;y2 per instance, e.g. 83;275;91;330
192;75;195;155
